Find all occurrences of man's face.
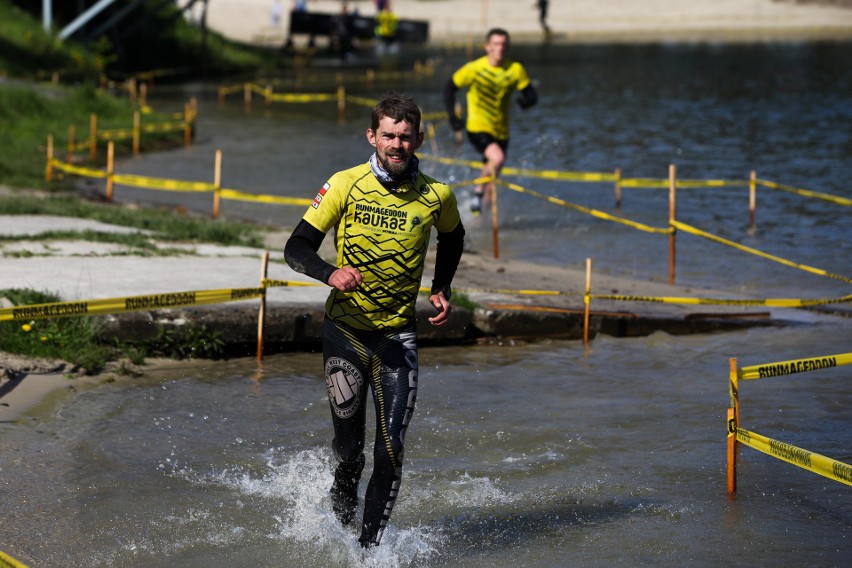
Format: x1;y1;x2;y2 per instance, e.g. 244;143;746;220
367;115;423;178
485;33;509;66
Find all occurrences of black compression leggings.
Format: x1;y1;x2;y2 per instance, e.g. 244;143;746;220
322;317;418;546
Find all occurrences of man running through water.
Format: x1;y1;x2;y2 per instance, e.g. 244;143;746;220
444;28;538;214
284;94;465;548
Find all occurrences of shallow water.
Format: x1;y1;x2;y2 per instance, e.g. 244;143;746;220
3;42;851;566
1;323;850;566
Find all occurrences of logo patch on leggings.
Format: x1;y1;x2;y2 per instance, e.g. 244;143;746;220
325;357;363;419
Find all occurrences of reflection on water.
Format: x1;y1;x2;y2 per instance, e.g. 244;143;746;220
5;42;851;566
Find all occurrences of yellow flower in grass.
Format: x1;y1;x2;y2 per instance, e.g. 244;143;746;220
21;323;33;332
40;336;48;342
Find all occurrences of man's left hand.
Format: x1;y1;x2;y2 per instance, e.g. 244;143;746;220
427;292;452;326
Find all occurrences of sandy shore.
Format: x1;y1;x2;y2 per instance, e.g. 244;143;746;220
203;0;852;45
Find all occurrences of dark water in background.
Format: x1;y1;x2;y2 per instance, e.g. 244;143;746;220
3;42;850;566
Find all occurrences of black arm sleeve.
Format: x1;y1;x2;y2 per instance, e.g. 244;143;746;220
443;79;464;131
430;221;465;296
517;84;539;110
283;219;337;285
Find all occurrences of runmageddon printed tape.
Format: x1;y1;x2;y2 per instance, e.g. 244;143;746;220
0;549;28;568
738;352;852;380
591;293;852;308
731;426;852;487
0;287;264;322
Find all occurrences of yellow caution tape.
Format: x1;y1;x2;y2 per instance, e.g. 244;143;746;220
97;128;135;140
418;153;488;170
421;111;449;122
502;166;618;183
220;189;312;206
738;352;852;380
112;174;216;193
140;121;185;133
613;178;669;188
51;159;106;179
0;287;264;323
447;176;493;190
733;427;852;487
269;92;338;103
346;95;379;107
758;179;852;206
496;179;671;235
590;293;852;308
672;220;852;284
262;279;322;288
0;550;28;568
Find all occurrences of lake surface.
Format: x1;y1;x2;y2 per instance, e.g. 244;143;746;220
2;42;850;566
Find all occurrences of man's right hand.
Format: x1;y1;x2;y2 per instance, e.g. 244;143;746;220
328;266;363;292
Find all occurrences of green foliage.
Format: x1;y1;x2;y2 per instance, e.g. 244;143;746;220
0;83;144;189
0;288;113;372
152;324;225;360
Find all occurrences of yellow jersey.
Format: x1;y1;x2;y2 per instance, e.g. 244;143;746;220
452;56;531;140
303;162;460;330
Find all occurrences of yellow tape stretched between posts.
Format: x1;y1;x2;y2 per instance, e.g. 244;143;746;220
268;92;338;103
732;427;852;487
51;159;106;179
112;173;216;193
140;121;185;134
738;352;852;380
0;287;265;323
590;293;852;308
671;220;852;284
496;179;671;235
262;279;322;288
346;95;379;108
501;166;618;183
0;550;28;568
758;179;852;206
220;189;312;207
98;127;135;140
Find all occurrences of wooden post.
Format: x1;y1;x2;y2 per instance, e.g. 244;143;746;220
139;82;147;106
45;134;54;182
491;182;500;259
184;103;192;146
337;85;346;122
106;141;115;201
583;258;592;346
668;164;677;286
132;110;140;155
614;167;622;209
244;82;252;112
727;407;737;495
68;124;76;164
748;169;757;232
257;251;270;361
128;77;137;104
727;357;739;495
89;113;98;162
366;68;375;89
213;149;222;218
265;84;272;108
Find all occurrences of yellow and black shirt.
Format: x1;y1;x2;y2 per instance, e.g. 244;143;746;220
451;56;532;140
289;161;461;330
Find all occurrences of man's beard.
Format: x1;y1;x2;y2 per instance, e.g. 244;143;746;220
378;149;411;178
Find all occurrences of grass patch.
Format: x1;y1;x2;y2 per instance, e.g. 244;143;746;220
0;288;115;372
0;194;268;247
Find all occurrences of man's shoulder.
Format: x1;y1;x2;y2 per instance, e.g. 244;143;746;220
328;162;371;183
